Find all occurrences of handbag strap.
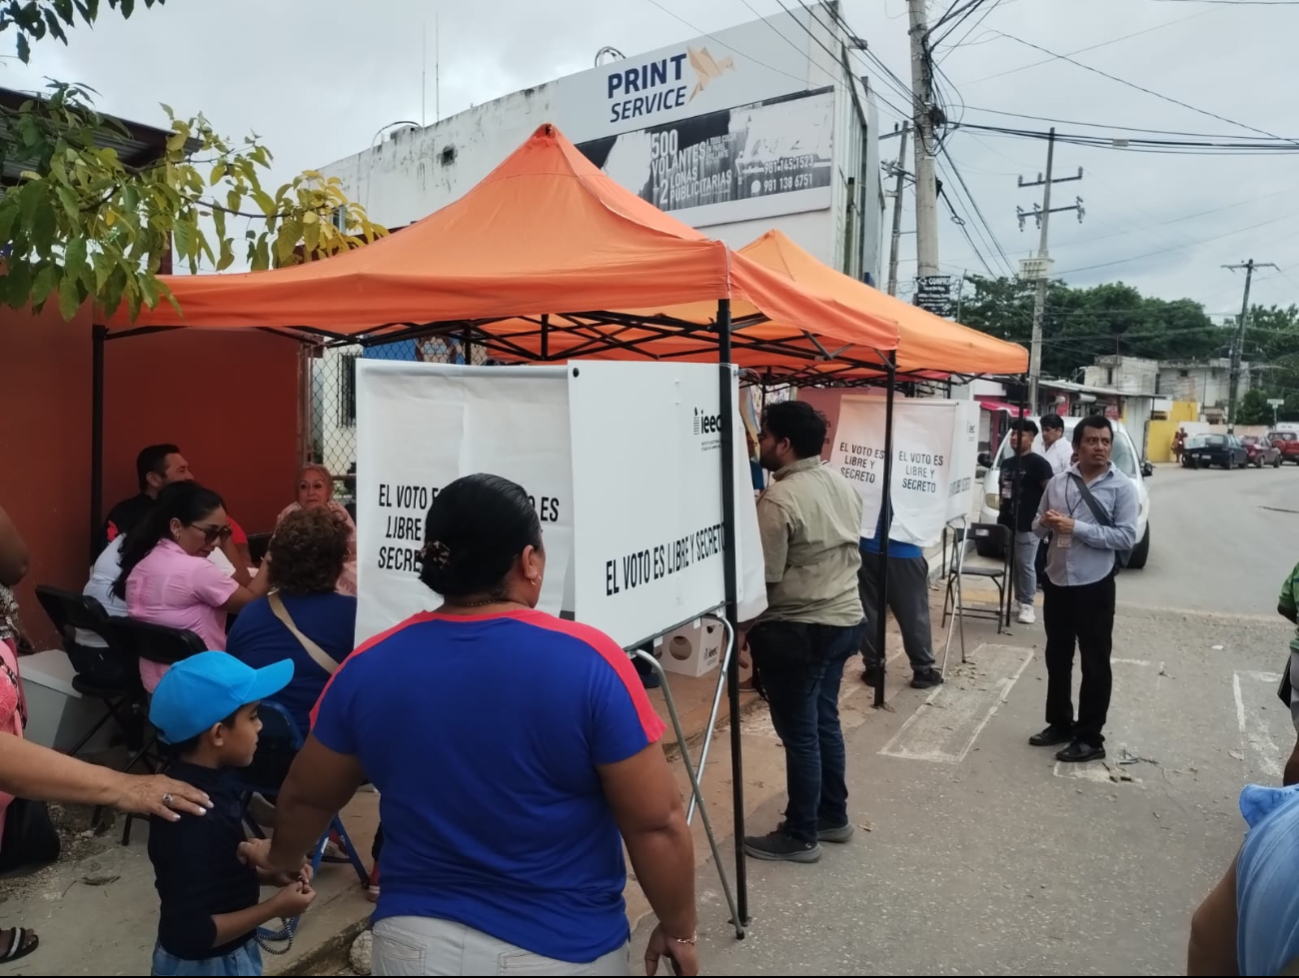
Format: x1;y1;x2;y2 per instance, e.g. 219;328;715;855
268;592;340;675
1068;473;1114;528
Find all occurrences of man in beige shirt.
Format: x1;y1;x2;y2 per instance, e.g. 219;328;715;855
744;401;866;864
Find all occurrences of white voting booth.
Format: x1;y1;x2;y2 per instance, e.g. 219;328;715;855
354;359;766;933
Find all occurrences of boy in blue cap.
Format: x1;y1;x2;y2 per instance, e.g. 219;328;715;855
147;651;315;976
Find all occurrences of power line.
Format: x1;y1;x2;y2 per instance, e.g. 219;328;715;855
958;122;1299;156
936;0;1006;61
959;104;1286;140
959;7;1214;86
1150;0;1299;5
938;146;1015;273
990;30;1299;146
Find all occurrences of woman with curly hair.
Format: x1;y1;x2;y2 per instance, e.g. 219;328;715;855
227;507;356;786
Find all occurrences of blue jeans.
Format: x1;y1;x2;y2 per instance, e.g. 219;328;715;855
151;940;262;976
748;620;866;843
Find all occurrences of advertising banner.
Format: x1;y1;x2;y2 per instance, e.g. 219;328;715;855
568;362;767;649
354;361;573;645
945;399;981;522
576;87;834;229
828;397;976;548
554;9;822;142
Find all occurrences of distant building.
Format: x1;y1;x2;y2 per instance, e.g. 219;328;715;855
1083;355;1255;422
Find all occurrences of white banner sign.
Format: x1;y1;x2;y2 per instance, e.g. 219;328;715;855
829;397;977;548
568;361;767;648
354;361;574;645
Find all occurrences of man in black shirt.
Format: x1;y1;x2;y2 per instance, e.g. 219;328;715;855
999;419;1054;626
100;444;191;553
147;652;314;975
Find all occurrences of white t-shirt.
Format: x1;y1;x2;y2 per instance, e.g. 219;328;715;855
77;537;235;648
1039;436;1073;476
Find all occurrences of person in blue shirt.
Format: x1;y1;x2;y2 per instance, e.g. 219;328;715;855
226;508;356;788
859;507;944;690
1189;784;1299;975
238;473;700;976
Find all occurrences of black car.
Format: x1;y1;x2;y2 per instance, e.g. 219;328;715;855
1183;433;1249;470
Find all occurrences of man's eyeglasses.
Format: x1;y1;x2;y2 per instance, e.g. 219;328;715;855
189;523;234;544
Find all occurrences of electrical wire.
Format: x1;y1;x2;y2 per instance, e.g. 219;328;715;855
937;147;1015;274
936;0;1006;62
958;122;1299;156
960;105;1287;140
990;30;1299;146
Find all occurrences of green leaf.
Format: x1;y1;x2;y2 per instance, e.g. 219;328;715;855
172;219;192;263
54;0;75;20
119;0;135;19
64;234;87;282
6;262;32;310
158;278;181;316
31;199;57;253
216;241;234;272
31;264;58;308
58;272;81;320
139;271;158;307
55;184;80;222
252;188;275;216
16;34;30;64
209;162;226;186
303;217;320;256
43;9;68;41
0;202;20;244
19;179;42;227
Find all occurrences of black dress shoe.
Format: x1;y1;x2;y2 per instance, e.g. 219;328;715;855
1028;725;1074;747
1056;740;1106;764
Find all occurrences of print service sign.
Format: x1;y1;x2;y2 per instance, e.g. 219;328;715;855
829;397;980;548
353;361;573;645
567;362;767;649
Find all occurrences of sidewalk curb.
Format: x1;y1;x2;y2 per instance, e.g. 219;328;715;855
275;916;370;976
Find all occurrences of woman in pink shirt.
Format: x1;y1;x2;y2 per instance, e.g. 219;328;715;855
113;482;271;692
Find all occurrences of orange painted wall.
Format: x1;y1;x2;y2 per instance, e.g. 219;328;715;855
0;306;94;647
103;329;301;540
0;313;302;648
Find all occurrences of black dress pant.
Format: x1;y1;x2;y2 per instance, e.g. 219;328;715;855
1043;574;1117;746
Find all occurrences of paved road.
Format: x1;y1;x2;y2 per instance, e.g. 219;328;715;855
1121;461;1299;615
640;463;1299;976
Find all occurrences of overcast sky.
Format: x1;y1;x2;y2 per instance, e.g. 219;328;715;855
10;0;1299;317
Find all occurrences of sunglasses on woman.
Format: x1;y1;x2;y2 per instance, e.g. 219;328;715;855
188;523;234;544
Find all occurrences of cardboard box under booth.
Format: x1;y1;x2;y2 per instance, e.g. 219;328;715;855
19;648;116;754
657;618;725;678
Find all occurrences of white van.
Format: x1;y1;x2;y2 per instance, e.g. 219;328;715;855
976;416;1152;569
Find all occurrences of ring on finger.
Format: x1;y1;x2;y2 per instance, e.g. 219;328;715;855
162;793;174;808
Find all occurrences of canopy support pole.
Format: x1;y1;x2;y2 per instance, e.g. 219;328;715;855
89;325;107;560
540;314;550;361
717;298;749;932
873;353;897;709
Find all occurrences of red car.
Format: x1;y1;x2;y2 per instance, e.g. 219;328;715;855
1243;435;1282;468
1271;431;1299;465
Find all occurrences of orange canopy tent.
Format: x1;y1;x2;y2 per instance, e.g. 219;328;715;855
100;125;899;374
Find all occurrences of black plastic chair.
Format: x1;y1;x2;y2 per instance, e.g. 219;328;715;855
942;523;1014;637
246;532;273;565
98;618;206;845
32;585;141;758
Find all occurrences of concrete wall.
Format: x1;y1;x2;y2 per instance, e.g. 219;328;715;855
1085;356;1159;395
1157;361;1241;409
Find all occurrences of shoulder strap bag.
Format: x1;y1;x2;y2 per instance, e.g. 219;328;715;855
268;592;341;675
1067;473;1132;572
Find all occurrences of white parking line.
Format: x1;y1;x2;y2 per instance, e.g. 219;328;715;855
1234;671;1284;780
880;644;1034;764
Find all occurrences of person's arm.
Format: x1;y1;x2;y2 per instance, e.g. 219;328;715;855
0;731;209;816
599;744;696;938
1032;478;1054;539
202;560;271;614
1279;565;1298;623
756;495;790;585
0;503;29;588
1069;480;1139;552
1187;851;1240;976
220;534;252;588
264;736;366;873
210;883;315;947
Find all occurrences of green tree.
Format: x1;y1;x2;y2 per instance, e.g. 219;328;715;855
0;2;386;321
1236;388;1274;426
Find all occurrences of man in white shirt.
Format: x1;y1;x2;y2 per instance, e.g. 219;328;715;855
1038;414;1073;476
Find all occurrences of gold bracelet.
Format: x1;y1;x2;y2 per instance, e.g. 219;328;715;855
671;934;698;946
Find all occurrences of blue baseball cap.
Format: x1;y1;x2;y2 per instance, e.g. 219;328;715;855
149;651;294;744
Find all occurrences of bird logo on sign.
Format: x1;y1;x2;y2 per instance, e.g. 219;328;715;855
687;47;736;101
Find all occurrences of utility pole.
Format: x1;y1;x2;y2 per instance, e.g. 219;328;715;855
1016;127;1083;408
1223;259;1277;431
906;0;940;282
885;122;910;297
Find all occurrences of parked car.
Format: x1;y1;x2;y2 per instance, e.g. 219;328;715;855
1183;433;1249;470
977;416;1152;570
1270;430;1299;465
1243;435;1282;468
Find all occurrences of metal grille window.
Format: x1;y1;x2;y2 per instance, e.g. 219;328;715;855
339;353;358;427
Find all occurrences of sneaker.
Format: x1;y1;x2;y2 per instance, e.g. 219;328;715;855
911;668;944;689
1017;604;1036;625
743;831;822;863
777;820;856;844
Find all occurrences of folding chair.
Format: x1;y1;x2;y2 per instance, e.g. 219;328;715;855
98;618;206;844
941;523;1013;668
234;701;369;888
32;586;141;757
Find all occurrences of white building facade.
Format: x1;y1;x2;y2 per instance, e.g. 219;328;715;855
318;7;884;282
